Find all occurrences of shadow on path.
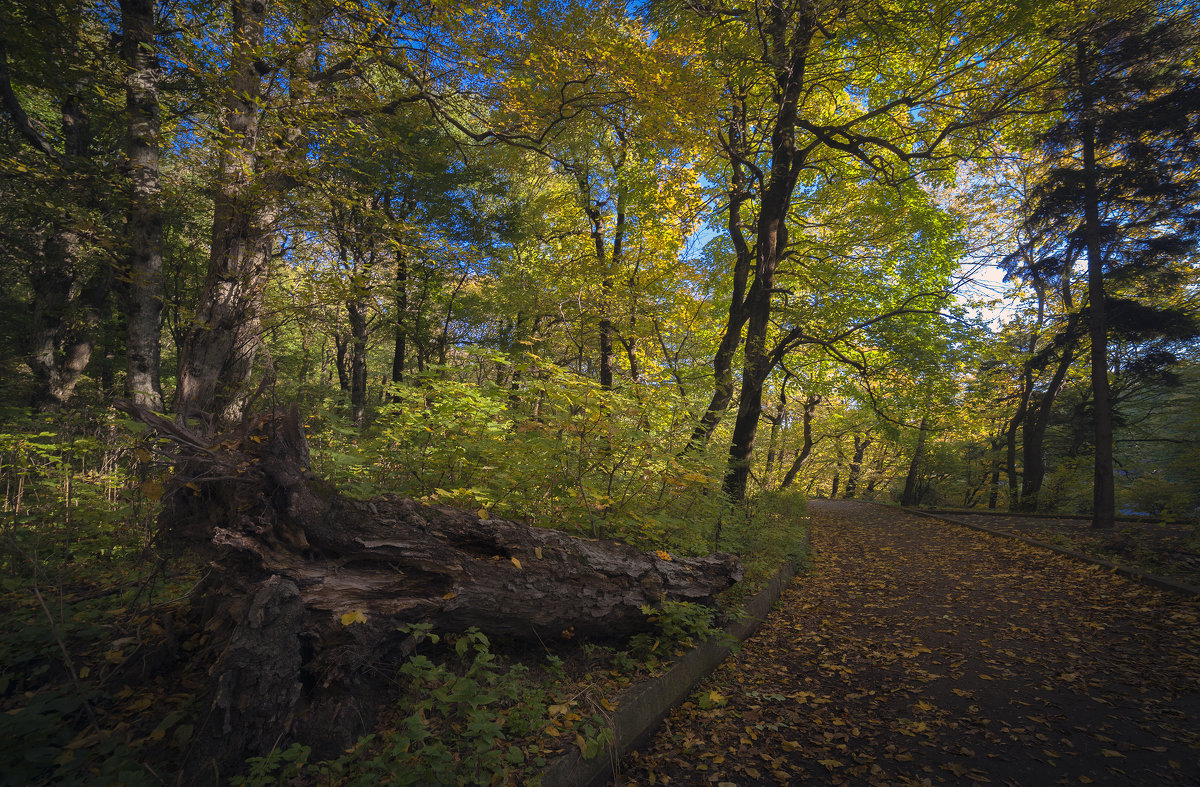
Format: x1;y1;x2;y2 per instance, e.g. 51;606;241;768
621;500;1200;785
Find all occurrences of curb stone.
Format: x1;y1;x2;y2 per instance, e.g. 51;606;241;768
893;504;1200;598
539;547;805;787
913;506;1188;525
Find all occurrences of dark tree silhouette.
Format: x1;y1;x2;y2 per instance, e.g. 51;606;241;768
1016;9;1200;528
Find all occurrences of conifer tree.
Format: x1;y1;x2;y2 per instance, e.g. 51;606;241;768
1020;7;1200;527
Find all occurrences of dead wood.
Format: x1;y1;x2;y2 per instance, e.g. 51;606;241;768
118;402;742;779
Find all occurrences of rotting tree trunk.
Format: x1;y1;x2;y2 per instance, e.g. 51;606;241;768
119;402;742;779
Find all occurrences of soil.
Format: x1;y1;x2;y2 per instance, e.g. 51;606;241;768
618;500;1200;785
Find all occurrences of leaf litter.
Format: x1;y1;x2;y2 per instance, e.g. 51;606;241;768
621;500;1200;785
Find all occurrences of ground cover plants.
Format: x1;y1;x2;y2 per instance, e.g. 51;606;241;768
0;375;808;785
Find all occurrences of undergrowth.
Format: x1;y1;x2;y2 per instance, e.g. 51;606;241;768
0;373;809;785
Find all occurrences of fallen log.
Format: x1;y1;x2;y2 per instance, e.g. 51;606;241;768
121;403;742;779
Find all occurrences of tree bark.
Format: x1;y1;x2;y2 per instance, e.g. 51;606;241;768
1019;317;1079;511
1079;42;1115;530
779;394;821;490
174;0;274;426
723;13;817;500
843;434;873;499
348;299;368;426
120;0;165;411
121;403;743;777
392;246;408;390
901;416;929;507
2;50;112;412
689;92;753;450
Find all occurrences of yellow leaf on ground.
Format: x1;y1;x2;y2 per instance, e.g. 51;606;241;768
340;610;367;626
511;557;522;569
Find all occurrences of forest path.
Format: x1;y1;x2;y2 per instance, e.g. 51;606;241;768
620;500;1200;785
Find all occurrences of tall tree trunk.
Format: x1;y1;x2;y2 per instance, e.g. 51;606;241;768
1079;43;1115;530
29;236;111;411
120;0;164;411
987;434;1002;509
843;434;873;499
1019;320;1079;511
174;0;273;425
333;335;350;392
724;16;816;500
762;384;788;487
779;394;821;489
348;301;368;427
4;58;112;411
1005;412;1020;510
689;93;753;449
599;287;614;389
392;248;408;392
901;416;929;507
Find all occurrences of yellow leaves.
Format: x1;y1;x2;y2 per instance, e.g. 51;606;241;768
697;690;726;709
139;480;164;502
655;550;672;561
340;609;367;626
128;696;153;712
476;507;489;520
511;556;522;570
535;547;544;559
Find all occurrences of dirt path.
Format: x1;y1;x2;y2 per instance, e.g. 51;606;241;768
620;500;1200;786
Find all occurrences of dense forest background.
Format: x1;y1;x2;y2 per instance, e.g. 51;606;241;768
1;0;1199;782
1;0;1198;552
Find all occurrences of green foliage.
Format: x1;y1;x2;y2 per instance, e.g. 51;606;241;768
312;353;727;554
233;625;577;786
627;600;721;666
0;414;152;579
719;491;810;579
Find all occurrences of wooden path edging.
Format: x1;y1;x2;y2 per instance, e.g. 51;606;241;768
896;505;1200;598
540;555;802;787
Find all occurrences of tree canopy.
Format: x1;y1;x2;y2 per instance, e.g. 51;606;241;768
2;0;1197;522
